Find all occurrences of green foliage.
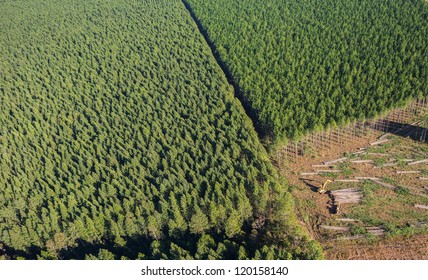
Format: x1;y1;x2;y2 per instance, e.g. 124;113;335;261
360;181;379;206
186;0;428;143
349;224;367;235
304;240;324;260
395;186;410;195
224;211;243;238
189;209;209;235
97;249;116;260
336;162;353;176
373;157;386;167
0;0;311;259
382;177;395;184
385;224;428;238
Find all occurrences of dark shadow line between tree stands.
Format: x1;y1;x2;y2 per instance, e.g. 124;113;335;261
181;0;270;141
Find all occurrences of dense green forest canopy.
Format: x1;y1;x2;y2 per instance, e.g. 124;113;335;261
186;0;428;144
0;0;320;259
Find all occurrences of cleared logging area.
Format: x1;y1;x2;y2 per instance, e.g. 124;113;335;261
289;134;428;259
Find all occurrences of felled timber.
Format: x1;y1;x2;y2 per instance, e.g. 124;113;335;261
367;153;390;156
414;204;428;210
331;188;363;204
320;225;349;232
408;159;428;166
369;180;396;190
334;179;361;182
369;139;389;146
396;170;421;174
336;218;361;223
355;177;380;180
323;157;348;165
350;160;374;164
378;163;397;168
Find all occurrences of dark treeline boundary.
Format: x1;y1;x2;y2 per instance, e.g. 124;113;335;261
181;0;270;139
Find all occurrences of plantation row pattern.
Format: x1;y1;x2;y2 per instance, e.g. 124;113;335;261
185;0;428;144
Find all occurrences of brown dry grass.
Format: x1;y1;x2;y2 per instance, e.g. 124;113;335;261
324;235;428;260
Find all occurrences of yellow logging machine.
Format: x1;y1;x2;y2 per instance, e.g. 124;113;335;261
318;179;333;194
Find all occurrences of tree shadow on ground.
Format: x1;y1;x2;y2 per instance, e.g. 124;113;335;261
372;120;428;143
300;178;321;192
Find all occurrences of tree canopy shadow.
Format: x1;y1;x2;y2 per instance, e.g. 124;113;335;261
372;120;428;143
